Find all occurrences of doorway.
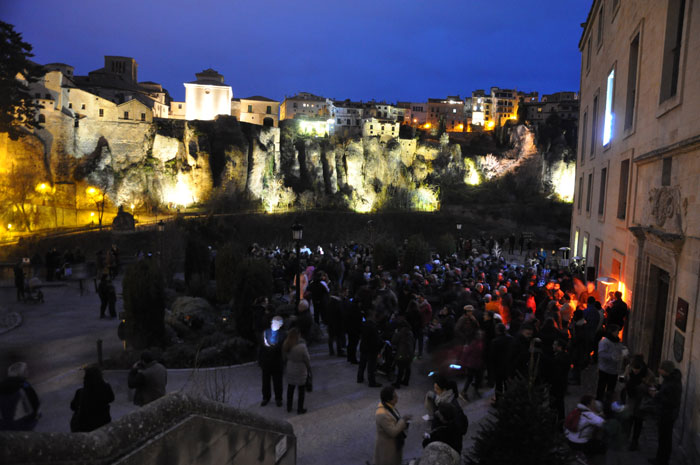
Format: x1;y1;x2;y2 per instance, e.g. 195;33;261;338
647;265;670;372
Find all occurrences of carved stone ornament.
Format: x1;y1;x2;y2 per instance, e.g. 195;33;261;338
649;186;681;228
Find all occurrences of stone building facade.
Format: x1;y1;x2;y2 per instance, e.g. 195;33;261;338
184;69;232;121
571;1;700;462
280;92;328;120
233;96;280;127
426;96;467;132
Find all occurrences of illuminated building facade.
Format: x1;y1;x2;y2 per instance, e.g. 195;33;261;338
490;87;519;126
233;96;280;127
362;117;399;140
470;90;492;128
280;92;328;120
523;92;579;128
426;96;467;132
327;100;364;136
571;2;700;461
184;69;233;121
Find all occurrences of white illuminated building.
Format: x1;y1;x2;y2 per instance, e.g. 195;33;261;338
184;69;233;121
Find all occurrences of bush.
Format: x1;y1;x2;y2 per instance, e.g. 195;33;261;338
433;233;456;259
401;234;431;273
123;260;165;349
468;378;573;465
373;239;399;271
233;258;272;340
215;243;241;303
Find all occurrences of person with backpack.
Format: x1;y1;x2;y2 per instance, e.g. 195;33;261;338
0;362;40;431
564;395;606;456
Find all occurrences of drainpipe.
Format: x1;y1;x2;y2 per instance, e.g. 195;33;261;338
679;242;699;451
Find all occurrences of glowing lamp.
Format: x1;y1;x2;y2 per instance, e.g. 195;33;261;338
7;224;12;230
291;223;303;241
86;187;97;195
456;223;462;231
90;212;95;217
597;276;618;286
425;123;431;129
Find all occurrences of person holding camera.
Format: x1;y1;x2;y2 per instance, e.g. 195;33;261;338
374;385;412;465
128;351;167;406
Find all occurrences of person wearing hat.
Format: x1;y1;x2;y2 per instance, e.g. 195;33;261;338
649;360;682;465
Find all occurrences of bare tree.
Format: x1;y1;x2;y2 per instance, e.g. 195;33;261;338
0;163;40;231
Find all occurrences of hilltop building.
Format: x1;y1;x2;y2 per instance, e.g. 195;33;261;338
183;69;232;121
232;96;280;127
280;92;328;120
571;2;700;462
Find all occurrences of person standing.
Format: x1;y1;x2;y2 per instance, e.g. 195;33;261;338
97;274;117;318
70;366;114;432
283;327;311;414
259;316;286;407
128;351;167;406
417;294;432;358
650;360;682;465
546;339;571;423
374;386;412;465
13;261;25;302
623;355;656;451
0;362;40;431
357;311;383;387
596;324;627;401
391;320;414;388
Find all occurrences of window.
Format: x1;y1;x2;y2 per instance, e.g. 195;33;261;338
586;173;593;213
583;234;589;261
617;159;630;219
99;108;104;117
38;114;45;123
35;93;40;98
266;106;271;114
45;93;51;99
591;95;599;156
625;33;640;130
597;7;604;48
660;0;686;102
598;167;607;215
662;158;672;186
81;104;86;110
293;103;298;108
68;103;72;109
141;113;146;121
581;111;588;161
124;111;129;119
574;229;580;257
178;104;182;109
578;176;584;211
247;105;253;113
593;245;601;279
337;118;341;124
586;36;592;71
603;68;615;146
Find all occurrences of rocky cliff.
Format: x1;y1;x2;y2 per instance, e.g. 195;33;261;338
2;114;575;216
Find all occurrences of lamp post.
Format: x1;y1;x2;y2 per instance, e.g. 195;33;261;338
292;223;304;308
456;223;462;256
157;220;165;264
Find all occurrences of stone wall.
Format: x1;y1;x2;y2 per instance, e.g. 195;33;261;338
0;392;296;465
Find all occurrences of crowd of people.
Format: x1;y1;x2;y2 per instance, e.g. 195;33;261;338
243;237;681;465
1;235;684;465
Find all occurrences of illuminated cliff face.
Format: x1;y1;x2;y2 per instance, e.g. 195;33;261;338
0;119;575;232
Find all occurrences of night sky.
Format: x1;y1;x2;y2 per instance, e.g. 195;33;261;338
2;0;593;103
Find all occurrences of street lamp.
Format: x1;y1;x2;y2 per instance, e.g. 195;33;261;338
157;220;165;264
291;223;304;308
456;223;462;256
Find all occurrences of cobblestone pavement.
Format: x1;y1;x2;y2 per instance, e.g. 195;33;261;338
0;282;687;465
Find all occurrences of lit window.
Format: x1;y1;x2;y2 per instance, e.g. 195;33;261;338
603;69;615;145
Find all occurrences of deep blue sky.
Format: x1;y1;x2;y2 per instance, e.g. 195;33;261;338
2;0;593;103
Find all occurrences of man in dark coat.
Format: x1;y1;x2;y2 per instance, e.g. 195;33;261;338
13;261;25;302
489;323;512;400
259;316;286;406
327;293;347;356
357;311;383;387
97;274;117;318
607;292;629;330
544;338;570;422
651;360;682;465
309;272;330;325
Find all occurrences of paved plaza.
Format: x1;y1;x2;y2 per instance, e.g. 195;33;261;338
0;280;682;465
